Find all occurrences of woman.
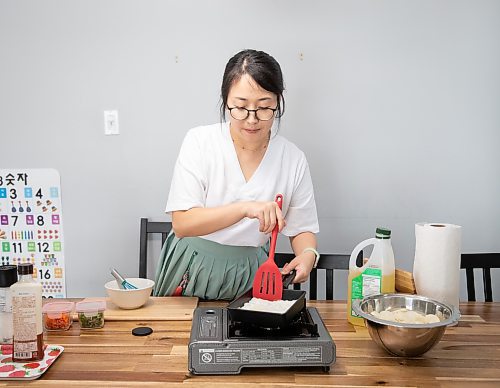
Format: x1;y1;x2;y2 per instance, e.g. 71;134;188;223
154;49;320;300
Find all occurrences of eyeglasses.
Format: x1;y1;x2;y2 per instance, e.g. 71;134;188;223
227;105;277;121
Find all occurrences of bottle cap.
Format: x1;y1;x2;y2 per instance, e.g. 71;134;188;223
376;227;391;239
0;265;18;287
17;263;34;275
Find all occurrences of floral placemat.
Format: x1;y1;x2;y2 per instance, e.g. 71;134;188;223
0;344;64;380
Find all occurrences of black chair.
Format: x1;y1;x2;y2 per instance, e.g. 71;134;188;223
461;253;499;302
139;218;172;278
275;252;363;300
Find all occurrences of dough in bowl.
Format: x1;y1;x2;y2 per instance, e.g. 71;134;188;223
371;307;441;324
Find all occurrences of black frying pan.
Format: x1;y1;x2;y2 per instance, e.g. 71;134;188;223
227;271;306;328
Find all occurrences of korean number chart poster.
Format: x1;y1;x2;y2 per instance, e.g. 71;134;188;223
0;169;66;298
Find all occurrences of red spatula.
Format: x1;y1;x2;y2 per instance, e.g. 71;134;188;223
252;194;284;301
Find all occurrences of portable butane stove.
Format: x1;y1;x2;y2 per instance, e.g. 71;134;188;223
188;306;336;375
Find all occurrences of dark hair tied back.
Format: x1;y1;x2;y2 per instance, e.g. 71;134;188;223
220;49;285;123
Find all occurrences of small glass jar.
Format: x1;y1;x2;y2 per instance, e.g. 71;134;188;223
42;301;74;331
75;300;105;329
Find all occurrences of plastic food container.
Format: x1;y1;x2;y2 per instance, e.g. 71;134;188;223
75;300;106;329
42;301;74;331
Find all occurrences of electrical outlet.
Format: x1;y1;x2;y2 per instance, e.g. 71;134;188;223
104;110;119;135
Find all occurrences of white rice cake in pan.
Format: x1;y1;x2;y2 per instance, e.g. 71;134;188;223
239;297;295;314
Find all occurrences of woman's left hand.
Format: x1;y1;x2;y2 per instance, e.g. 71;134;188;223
281;250;316;283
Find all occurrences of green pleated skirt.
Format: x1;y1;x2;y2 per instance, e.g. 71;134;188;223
153;232;269;300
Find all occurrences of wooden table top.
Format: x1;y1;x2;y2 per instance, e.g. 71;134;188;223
1;300;499;387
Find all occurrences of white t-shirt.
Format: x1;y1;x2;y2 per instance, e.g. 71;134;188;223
166;122;319;247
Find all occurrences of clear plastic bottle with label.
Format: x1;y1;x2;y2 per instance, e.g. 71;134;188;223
347;227;395;326
0;265;18;344
11;263;44;361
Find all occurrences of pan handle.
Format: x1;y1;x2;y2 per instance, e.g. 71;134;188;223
282;270;296;289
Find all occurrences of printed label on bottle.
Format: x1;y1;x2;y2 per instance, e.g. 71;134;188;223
0;289;6;312
350;268;382;317
12;294;41;360
12;295;37;341
0;289;14;344
0;289;12;313
13;333;43;361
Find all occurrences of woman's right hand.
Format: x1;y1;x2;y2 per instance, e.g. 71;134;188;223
243;201;285;234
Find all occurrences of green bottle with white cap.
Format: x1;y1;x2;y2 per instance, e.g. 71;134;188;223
347;227;396;326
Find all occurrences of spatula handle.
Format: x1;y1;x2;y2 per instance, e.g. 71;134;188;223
268;194;283;261
282;269;296;288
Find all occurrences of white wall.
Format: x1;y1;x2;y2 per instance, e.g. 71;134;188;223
1;0;499;299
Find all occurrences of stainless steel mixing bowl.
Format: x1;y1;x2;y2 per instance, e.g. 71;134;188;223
352;293;460;357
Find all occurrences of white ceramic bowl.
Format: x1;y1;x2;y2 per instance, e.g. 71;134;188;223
105;278;155;309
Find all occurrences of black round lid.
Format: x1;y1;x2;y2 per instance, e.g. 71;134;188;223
0;265;18;287
132;326;153;336
17;263;34;275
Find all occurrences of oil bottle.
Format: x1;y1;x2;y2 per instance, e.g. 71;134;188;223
347;227;395;326
11;263;44;361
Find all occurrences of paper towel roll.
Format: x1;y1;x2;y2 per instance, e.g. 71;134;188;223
413;223;462;309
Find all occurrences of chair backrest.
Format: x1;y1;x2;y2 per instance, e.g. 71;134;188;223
275;252;363;300
461;253;499;302
139;218;172;278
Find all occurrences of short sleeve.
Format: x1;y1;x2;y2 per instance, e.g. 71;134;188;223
165;129;207;213
281;155;319;236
